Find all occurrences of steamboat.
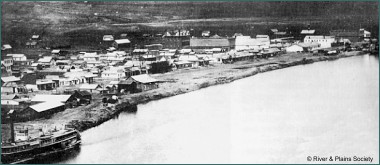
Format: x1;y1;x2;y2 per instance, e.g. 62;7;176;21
1;111;81;164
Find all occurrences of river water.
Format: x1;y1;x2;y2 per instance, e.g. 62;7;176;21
60;55;378;164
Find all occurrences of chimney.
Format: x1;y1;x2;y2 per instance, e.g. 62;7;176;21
7;110;15;143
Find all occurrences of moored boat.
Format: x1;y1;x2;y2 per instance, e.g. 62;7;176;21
1;125;81;164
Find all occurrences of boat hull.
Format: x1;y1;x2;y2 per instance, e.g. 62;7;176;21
2;140;81;164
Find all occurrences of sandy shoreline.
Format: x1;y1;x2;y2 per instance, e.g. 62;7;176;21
22;51;365;132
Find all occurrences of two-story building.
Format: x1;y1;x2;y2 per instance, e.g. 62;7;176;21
304;36;335;48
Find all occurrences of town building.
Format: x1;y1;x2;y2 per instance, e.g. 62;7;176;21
1;94;21;106
298;42;321;52
190;37;233;51
235;36;270;51
79;84;105;93
2;44;12;50
2;58;13;76
101;67;125;80
103;35;114;41
202;31;211;37
285;45;304;52
31;35;40;40
72;90;92;104
304;36;335;48
38;56;56;68
330;30;360;43
359;28;371;41
83;53;98;61
20;102;65;121
119;74;160;93
113;39;131;49
2;76;20;87
36;79;56;90
7;54;27;61
300;29;316;35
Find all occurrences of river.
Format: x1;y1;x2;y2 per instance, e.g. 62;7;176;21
58;55;378;164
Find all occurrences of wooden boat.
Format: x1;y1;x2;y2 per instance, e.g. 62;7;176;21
1;126;81;164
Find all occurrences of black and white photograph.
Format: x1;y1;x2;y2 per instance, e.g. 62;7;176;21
1;1;379;164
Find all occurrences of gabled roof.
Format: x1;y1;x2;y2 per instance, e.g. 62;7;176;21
31;63;39;67
32;35;40;39
270;29;278;33
300;30;316;34
38;56;54;63
131;74;160;84
118;79;134;85
80;84;102;90
29;102;65;112
1;94;19;100
2;44;12;50
124;60;144;68
115;39;131;44
103;35;114;41
263;48;281;54
51;50;60;53
75;90;92;96
210;34;221;38
256;35;269;38
7;54;25;58
31;94;73;103
2;76;20;83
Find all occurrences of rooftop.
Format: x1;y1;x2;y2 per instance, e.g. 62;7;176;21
301;30;316;34
29;102;65;112
38;56;53;63
103;35;114;41
2;76;21;83
80;84;102;90
115;39;131;44
31;94;73;103
304;35;335;40
1;94;19;100
190;38;230;47
51;50;60;54
131;74;160;84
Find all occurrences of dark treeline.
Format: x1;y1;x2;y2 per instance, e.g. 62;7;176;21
87;1;378;19
3;1;377;21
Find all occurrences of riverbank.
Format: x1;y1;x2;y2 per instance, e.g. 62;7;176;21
22;51;366;132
